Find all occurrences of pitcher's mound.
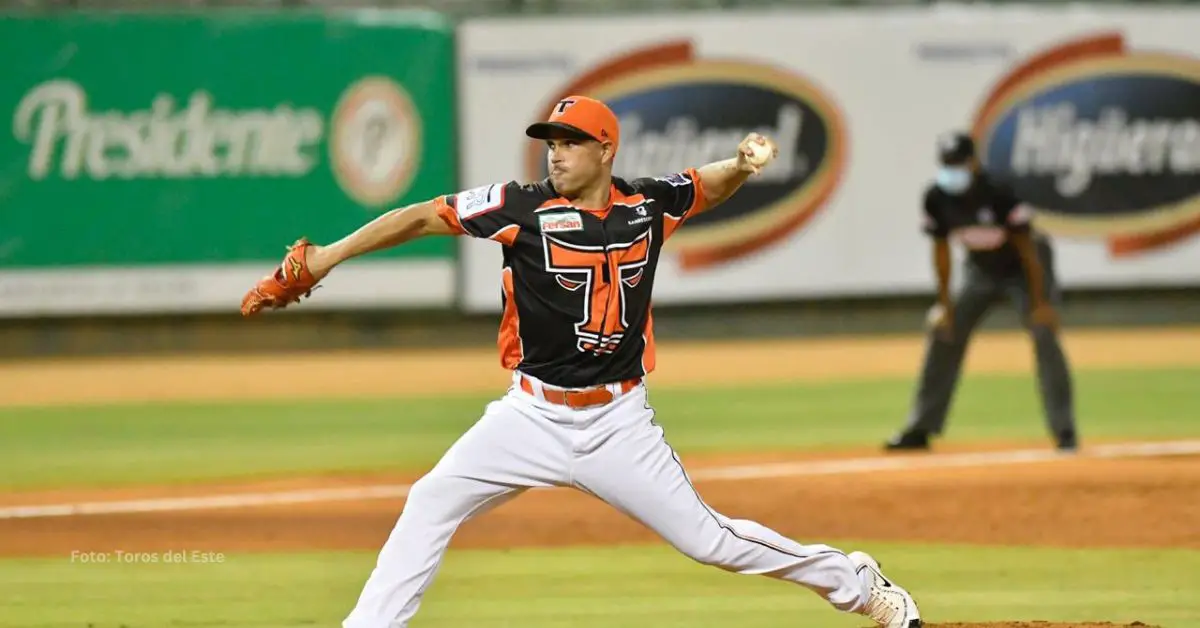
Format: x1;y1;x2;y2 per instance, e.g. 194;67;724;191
925;623;1157;628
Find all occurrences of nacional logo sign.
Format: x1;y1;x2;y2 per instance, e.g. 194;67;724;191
524;41;848;271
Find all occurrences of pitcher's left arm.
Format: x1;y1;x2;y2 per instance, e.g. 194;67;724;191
693;133;779;211
629;133;779;240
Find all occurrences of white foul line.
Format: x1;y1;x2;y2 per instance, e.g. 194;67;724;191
0;485;414;520
2;439;1198;520
690;439;1200;480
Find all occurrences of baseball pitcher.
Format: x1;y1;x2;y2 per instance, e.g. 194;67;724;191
243;95;922;628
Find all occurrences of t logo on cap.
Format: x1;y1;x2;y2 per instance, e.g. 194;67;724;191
525;94;622;158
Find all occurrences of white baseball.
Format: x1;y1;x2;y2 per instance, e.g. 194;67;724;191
746;140;773;167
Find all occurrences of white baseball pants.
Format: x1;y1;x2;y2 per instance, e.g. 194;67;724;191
342;372;868;628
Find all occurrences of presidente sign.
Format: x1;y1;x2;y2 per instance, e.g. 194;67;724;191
0;12;457;316
12;75;421;209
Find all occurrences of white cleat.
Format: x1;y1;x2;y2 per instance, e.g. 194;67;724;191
849;551;922;628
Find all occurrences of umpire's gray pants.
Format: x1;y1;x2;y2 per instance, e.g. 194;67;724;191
902;239;1076;438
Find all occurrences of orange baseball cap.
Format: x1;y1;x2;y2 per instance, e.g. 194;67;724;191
525;95;620;155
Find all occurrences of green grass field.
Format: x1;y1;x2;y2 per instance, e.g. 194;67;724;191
4;544;1197;628
2;367;1198;627
1;368;1198;490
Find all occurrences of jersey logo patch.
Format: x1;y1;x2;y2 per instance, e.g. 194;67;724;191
457;183;505;220
657;172;690;187
543;229;653;354
628;208;654;226
539;211;584;233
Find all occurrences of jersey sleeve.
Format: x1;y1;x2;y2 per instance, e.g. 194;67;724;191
994;183;1033;234
921;188;949;239
434;181;524;244
629;168;708;239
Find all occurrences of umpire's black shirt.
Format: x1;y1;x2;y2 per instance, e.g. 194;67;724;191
922;172;1035;277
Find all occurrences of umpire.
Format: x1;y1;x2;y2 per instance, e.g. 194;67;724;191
884;131;1079;453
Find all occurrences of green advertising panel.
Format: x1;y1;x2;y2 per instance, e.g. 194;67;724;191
0;10;458;315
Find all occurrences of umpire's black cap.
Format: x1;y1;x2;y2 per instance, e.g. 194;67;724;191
937;131;976;166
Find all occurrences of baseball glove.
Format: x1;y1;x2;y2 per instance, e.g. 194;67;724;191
240;237;321;316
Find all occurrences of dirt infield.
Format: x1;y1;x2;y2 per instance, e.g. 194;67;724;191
3;451;1197;559
1;328;1198;559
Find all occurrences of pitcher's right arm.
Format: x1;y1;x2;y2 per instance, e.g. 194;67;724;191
306;201;453;278
241;181;524;316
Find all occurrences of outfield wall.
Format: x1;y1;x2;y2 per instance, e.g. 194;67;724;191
2;4;1199;356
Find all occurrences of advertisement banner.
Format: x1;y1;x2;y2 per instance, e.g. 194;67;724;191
456;5;1200;312
0;11;457;316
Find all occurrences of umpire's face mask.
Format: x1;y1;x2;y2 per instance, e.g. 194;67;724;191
935;166;972;194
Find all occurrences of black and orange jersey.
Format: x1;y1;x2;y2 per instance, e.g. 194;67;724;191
436;170;707;388
922;172;1034;276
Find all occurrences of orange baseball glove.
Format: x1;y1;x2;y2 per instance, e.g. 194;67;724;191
240;238;321;316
